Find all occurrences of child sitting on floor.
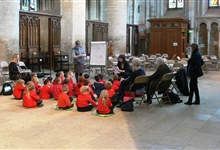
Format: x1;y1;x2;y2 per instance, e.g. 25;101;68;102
57;84;73;109
68;71;75;85
31;72;37;78
93;75;105;97
75;76;85;96
84;79;97;100
32;76;41;95
97;90;114;114
98;74;106;85
40;79;52;99
105;81;116;98
53;73;60;85
63;78;74;97
13;79;25;100
113;75;121;91
52;77;62;100
84;73;92;86
59;71;65;83
22;81;43;108
76;86;97;112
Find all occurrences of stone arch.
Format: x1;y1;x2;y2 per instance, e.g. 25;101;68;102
210;22;219;56
199;22;208;55
209;19;220;28
197;20;209;29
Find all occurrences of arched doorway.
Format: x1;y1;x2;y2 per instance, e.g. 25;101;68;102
210;22;219;56
199;23;208;55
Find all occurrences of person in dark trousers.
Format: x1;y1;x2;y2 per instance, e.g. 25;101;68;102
117;54;132;79
72;40;86;82
117;58;146;101
185;43;204;105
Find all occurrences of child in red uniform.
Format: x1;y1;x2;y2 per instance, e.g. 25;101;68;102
84;73;92;87
63;78;74;97
76;86;97;112
68;71;75;85
31;72;37;78
59;71;65;83
52;77;62;100
13;79;25;100
84;79;97;100
113;75;120;88
75;76;85;96
97;90;114;114
53;73;60;85
40;79;52;99
32;76;41;94
22;81;43;108
98;74;106;85
105;81;115;98
57;84;73;109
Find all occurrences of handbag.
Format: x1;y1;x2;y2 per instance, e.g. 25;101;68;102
121;98;134;112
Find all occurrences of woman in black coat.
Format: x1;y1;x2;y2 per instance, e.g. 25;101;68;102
185;43;204;105
117;54;132;79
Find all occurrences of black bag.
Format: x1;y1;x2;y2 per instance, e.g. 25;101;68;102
167;91;182;104
121;99;134;112
0;83;13;95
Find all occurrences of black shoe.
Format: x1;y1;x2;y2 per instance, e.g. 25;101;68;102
146;99;152;104
37;104;44;107
193;101;200;105
184;101;192;105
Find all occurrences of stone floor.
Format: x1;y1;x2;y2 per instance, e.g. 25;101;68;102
0;71;220;149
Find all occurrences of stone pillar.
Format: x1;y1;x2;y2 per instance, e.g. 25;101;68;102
0;0;19;62
127;0;134;24
102;0;127;54
207;27;211;55
60;0;86;57
218;28;220;58
196;27;200;44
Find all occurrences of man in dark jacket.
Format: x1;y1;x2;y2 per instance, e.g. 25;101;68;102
146;57;171;103
185;43;204;105
117;58;146;100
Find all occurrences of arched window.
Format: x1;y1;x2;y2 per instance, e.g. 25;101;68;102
168;0;184;9
20;0;37;11
209;0;220;7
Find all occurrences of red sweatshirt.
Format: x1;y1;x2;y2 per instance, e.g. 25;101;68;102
22;90;41;108
75;82;84;96
40;85;52;99
101;79;106;85
67;82;74;97
57;92;72;108
97;98;112;114
52;84;62;100
34;82;41;93
113;80;120;87
13;84;25;99
106;89;115;98
76;93;97;108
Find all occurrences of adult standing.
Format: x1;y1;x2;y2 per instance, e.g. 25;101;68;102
185;43;204;105
117;54;132;79
185;44;191;58
72;40;86;82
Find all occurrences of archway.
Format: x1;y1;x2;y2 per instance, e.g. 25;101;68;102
210;22;219;56
199;23;208;55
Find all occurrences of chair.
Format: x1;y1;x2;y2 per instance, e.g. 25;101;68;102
1;61;9;83
162;53;169;59
128;75;150;105
150;73;174;107
155;53;161;57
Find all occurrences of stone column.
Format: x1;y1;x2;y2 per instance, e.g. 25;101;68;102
60;0;86;57
218;28;220;58
196;27;200;44
102;0;127;54
0;0;19;62
207;27;211;55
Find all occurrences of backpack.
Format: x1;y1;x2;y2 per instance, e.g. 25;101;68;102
121;98;134;112
167;91;182;104
0;83;13;95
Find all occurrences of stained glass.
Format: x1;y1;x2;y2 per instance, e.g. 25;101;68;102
22;0;29;10
209;0;218;6
21;0;37;11
169;0;177;8
177;0;184;8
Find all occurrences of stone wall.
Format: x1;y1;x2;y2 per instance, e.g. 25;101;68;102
60;0;86;62
0;0;19;62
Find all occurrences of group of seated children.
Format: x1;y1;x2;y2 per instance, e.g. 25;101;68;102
13;71;121;114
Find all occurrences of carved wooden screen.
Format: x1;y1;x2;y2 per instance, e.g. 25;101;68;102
48;17;61;68
19;14;28;59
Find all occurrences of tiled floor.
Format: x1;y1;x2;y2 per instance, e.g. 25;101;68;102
0;71;220;149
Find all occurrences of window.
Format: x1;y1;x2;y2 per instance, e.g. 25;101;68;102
168;0;184;9
209;0;219;7
20;0;37;11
